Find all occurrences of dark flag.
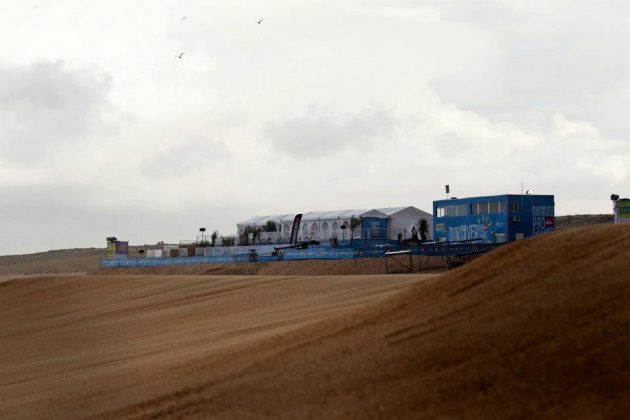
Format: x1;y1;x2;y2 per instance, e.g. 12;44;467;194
289;214;303;245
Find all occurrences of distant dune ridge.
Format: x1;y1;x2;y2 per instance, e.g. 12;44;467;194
0;224;628;418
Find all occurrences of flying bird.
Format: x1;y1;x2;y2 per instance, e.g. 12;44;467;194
257;18;263;24
181;16;187;21
175;52;185;59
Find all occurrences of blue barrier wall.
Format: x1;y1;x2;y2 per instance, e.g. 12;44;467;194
283;248;354;260
101;246;358;267
101;255;247;267
100;240;504;268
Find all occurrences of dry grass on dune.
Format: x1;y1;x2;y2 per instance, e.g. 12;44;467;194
0;254;102;276
1;225;629;419
555;214;613;230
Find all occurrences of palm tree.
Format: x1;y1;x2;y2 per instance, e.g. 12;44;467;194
242;225;260;245
264;220;278;232
419;218;429;242
221;235;235;247
350;216;362;241
211;230;219;247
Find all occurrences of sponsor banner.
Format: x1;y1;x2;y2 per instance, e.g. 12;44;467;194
115;241;129;257
290;214;303;245
284;248;354;260
531;206;555;235
100;248;356;268
618;199;630;222
107;242;116;258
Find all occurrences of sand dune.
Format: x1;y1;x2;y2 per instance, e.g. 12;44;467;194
0;254;102;276
0;273;432;418
1;225;628;418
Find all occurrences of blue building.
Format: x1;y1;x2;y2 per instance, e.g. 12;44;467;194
433;194;555;243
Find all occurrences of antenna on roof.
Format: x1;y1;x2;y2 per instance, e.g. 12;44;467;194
445;184;450;199
521;177;524;195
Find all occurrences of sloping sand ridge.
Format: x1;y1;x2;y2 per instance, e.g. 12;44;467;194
1;225;628;418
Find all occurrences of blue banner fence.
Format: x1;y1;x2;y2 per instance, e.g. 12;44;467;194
101;239;499;268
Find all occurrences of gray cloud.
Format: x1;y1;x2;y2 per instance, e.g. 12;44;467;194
265;106;397;159
0;1;628;254
0;184;246;255
0;61;117;164
141;137;232;178
429;1;630;139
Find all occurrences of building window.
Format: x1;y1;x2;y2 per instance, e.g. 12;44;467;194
472;202;489;215
489;201;501;214
511;202;520;212
494;233;506;243
439;204;468;217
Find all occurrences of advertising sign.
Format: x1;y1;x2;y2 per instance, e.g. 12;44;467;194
107;242;116;258
616;199;630;223
289;214;303;245
532;205;555;235
115;241;129;258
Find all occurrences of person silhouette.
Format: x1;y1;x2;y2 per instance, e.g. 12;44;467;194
411;226;419;241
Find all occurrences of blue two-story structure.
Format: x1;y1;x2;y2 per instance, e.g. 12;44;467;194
433;194;555;243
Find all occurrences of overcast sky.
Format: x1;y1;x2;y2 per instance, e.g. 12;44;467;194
1;0;629;254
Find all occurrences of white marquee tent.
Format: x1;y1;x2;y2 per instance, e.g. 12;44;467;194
236;206;432;243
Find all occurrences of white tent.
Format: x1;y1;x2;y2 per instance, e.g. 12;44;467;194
236;206;432;243
373;206;433;240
